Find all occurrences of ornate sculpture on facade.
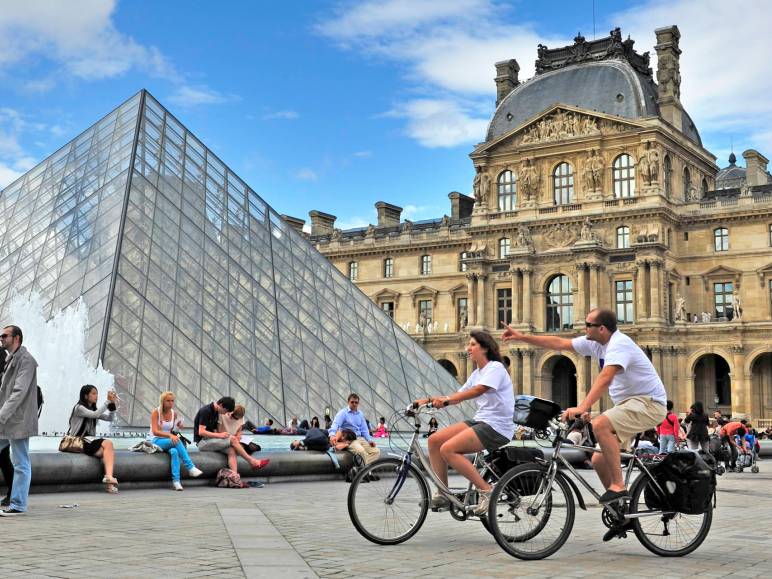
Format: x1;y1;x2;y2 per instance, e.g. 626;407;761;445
520;109;607;145
544;223;577;248
636;223;660;243
402;219;413;232
733;289;742;320
638;141;660;185
579;216;597;242
331;228;342;240
519;158;539;202
582;149;605;192
440;214;450;227
365;224;375;237
473;170;482;203
675;294;687;321
514;224;532;247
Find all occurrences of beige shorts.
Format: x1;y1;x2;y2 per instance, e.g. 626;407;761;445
603;396;667;449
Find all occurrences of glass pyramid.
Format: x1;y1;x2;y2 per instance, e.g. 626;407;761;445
0;90;465;427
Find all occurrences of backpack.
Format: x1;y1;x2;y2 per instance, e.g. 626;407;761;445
215;468;249;488
303;428;331;452
645;451;716;514
37;385;44;418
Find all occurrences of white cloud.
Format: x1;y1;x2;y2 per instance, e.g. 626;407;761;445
0;0;177;82
353;150;372;158
295;167;319;181
402;204;442;221
0;163;24;189
166;85;240;108
336;216;372;230
262;110;299;120
317;0;567;148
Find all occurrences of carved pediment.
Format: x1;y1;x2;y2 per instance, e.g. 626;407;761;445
755;262;772;286
372;288;400;304
410;285;439;306
700;265;742;291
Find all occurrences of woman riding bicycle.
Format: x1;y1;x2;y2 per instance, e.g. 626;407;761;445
414;330;514;516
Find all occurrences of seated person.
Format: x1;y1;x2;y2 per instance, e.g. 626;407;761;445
194;397;269;472
373;417;389;438
281;416;299;435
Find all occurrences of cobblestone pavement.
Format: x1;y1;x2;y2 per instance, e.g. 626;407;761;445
2;467;769;578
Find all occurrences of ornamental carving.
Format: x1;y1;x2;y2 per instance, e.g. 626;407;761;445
519;158;540;201
582;149;605;191
636;222;660;243
518;109;631;145
638;142;660;185
543;223;577;248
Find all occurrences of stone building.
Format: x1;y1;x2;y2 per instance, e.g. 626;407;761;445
311;26;772;423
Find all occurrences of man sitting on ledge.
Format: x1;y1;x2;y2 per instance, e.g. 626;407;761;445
194;397;269;472
328;393;380;467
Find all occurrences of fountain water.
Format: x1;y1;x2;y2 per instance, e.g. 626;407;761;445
5;292;116;435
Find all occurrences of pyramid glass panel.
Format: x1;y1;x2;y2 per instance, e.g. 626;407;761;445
0;90;466;427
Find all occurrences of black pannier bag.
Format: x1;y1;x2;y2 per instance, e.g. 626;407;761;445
644;451;716;514
488;447;545;496
708;435;729;462
513;395;562;430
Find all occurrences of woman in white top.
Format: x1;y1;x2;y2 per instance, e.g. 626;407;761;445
150;392;203;491
414;330;514;516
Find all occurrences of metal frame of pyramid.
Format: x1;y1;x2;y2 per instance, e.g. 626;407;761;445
0;90;465;427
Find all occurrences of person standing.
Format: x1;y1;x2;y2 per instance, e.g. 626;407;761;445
657;400;680;454
0;346;13;507
503;308;667;541
0;326;38;516
328;394;380;467
684;401;710;452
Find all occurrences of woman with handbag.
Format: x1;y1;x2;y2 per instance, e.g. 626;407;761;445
64;385;119;493
149;392;203;491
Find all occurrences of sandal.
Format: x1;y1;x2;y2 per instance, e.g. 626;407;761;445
102;475;119;486
106;484;119;494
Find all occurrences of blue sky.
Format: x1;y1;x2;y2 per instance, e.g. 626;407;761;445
2;0;771;230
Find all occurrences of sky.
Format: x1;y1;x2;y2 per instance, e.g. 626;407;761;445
1;0;771;231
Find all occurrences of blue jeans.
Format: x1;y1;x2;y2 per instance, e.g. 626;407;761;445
0;438;30;512
152;437;196;481
659;434;676;454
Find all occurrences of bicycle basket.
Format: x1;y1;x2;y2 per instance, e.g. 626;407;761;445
513;395;562;430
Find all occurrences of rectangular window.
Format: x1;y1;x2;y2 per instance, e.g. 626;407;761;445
418;299;433;327
348;261;358;281
381;301;394;319
713;281;733;320
497;288;512;327
769;224;772;247
459;252;468;272
457;297;468;331
615;280;634;324
384;257;393;278
421;255;432;275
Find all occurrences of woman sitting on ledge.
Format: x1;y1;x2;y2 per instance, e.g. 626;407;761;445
67;385;119;494
150;392;203;491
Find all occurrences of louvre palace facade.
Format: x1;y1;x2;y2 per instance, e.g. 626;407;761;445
312;26;772;423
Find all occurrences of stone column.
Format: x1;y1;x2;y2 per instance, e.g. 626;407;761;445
523;268;533;326
589;264;600;311
511;270;521;324
634;261;646;321
575;263;587;323
509;349;521;394
477;274;487;328
674;346;689;410
466;273;477;326
731;345;748;416
651;259;663;320
455;352;469;384
522;350;534;395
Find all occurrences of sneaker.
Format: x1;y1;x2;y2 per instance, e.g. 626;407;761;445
173;481;184;491
598;489;629;504
251;459;270;470
0;497;9;508
0;508;24;516
188;467;203;478
430;493;450;509
473;491;492;516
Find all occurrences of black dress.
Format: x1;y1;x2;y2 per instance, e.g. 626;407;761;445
684;412;709;443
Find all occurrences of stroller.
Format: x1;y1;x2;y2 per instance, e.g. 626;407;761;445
708;434;728;475
735;434;760;474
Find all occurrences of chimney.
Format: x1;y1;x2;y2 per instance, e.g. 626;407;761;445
448;191;475;220
494;59;520;106
743;149;770;187
654;26;682;128
375;201;402;227
308;210;336;236
281;214;306;234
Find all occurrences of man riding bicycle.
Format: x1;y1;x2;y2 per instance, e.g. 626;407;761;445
503;308;667;513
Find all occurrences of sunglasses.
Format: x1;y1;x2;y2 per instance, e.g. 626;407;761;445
584;322;603;328
0;333;13;339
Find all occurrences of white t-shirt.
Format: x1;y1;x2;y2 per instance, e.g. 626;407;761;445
572;331;667;405
460;360;515;439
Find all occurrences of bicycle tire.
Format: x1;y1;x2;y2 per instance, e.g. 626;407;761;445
347;457;430;545
488;463;575;560
629;473;712;557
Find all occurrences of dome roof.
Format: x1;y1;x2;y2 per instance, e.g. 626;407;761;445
486;32;702;146
716;154;746;189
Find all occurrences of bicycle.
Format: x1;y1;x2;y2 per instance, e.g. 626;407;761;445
487;405;714;560
347;402;529;545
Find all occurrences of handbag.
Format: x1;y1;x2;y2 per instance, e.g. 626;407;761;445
59;405;88;454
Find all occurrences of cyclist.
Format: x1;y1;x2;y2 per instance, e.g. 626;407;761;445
503;308;667;521
413;330;514;516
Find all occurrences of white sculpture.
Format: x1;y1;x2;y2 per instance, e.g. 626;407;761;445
733;290;742;320
674;294;686;321
443;321;449;333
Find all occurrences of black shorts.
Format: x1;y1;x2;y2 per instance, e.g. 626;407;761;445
464;420;509;452
83;438;106;456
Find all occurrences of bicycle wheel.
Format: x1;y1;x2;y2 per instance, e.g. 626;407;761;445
629;474;712;557
488;463;575;560
347;457;430;545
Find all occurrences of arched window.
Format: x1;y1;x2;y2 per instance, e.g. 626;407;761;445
383;257;393;278
616;226;630;249
497;170;517;211
553;162;574;205
701;178;709;198
348;261;358;281
664;155;672;197
683;167;691;199
612;154;636;198
714;227;729;251
546;274;573;331
498;237;511;258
